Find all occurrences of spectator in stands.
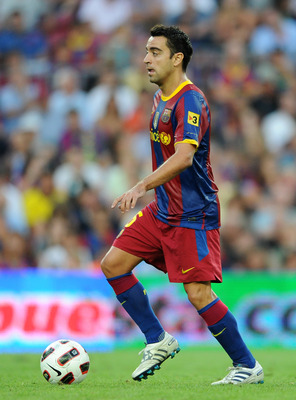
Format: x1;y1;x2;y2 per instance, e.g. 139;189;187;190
0;231;34;268
53;146;105;198
77;0;133;35
85;66;138;130
0;164;28;235
260;89;296;153
41;66;87;147
0;65;41;134
249;8;296;63
37;214;92;269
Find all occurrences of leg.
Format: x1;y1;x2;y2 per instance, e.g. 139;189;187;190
184;281;255;366
183;281;216;309
101;246;140;278
183;281;263;385
102;246;180;381
101;246;164;343
101;207;180;381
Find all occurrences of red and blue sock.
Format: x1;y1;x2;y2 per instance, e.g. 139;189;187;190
107;272;164;344
199;298;255;368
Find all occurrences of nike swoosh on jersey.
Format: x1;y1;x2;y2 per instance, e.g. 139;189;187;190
212;327;227;337
47;364;62;376
181;267;195;274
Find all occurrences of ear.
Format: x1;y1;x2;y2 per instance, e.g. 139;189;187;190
173;52;184;68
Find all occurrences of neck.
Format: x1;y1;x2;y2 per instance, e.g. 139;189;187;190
160;73;188;97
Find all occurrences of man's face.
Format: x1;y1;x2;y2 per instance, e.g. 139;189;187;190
144;36;175;86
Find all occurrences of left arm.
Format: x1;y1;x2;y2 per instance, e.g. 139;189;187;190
112;142;196;213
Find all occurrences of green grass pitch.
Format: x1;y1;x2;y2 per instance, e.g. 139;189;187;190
1;347;295;400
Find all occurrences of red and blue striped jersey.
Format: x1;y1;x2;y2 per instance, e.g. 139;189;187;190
148;80;220;230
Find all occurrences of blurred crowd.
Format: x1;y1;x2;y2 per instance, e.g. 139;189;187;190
0;0;295;271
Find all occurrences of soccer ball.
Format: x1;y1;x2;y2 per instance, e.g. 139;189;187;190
40;339;90;384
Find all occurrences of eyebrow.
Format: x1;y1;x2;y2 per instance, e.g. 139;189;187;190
146;46;163;52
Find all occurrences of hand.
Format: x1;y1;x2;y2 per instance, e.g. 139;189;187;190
111;181;147;213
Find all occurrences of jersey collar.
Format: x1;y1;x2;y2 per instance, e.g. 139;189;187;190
161;80;192;102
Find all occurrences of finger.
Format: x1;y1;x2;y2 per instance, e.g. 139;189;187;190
126;193;136;211
119;202;128;213
125;198;131;211
131;196;137;209
119;195;133;213
111;199;119;209
111;195;124;209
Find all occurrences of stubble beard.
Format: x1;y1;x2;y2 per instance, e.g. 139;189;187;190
149;74;163;88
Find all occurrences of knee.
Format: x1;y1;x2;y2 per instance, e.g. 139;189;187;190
184;284;204;307
100;253;113;278
184;282;213;310
100;248;134;278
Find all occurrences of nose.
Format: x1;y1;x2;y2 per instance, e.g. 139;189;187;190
143;53;150;64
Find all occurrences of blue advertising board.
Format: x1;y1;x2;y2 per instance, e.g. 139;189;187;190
0;269;114;353
0;268;296;352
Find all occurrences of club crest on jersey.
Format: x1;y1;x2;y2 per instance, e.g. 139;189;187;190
188;111;200;127
153;112;160;130
161;108;172;124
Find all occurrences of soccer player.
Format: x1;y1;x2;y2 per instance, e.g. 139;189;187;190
101;24;264;385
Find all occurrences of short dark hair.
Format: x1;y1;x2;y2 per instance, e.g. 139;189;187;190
150;24;193;72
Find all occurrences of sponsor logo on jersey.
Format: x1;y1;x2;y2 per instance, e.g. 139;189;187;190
150;130;171;145
187;111;200;127
161;108;172;123
150;129;160;142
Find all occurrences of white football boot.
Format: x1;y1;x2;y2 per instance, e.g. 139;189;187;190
132;332;180;381
211;360;264;385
